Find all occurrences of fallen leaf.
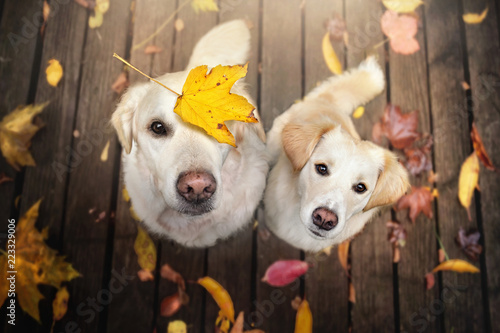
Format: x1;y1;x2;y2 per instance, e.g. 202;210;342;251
294;299;312;333
393;246;401;263
129;205;141;221
455;227;482;261
167;320;187;333
0;200;80;322
325;14;346;41
261;260;309;287
428;170;439;184
321;245;333;256
349;282;356;303
291;296;302;310
41;1;50;36
372;121;384;145
46;59;63;87
0;172;14;185
431;259;480;273
381;10;420;55
122;186;130;202
144;45;163;55
377;104;420;150
438;249;446;263
322;32;342;75
382;0;423;13
134;226;156;277
52;287;69;321
174;18;185;32
73;129;80;137
198;276;235;323
463;7;488;24
95;0;109;13
0;102;47;171
352;106;365;119
191;0;219;13
89;9;104;28
230;312;244;333
160;264;185;290
337;241;350;275
471;122;497;171
425;272;435;290
404;135;433;176
160;293;182;317
458;153;479;221
387;221;407;247
137;269;154;281
100;140;110;162
395;186;433;222
174;64;258;147
461;81;471;90
111;72;130;94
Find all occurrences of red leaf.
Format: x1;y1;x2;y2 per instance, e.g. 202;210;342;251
425;273;435;290
381;10;420;55
471;122;498;172
404;135;433;176
160;293;182;317
455;227;483;261
380;104;420;149
395;186;433;223
261;260;309;287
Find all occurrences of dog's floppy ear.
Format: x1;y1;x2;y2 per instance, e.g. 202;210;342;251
363;149;410;211
111;83;148;154
282;121;334;171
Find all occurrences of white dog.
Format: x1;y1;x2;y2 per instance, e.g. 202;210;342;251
264;58;409;252
112;20;268;247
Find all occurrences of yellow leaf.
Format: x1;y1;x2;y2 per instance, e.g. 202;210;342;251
0;102;47;171
89;9;103;28
382;0;423;13
100;140;110;162
322;32;342;75
463;7;488;24
46;59;63;87
458;153;479;220
432;259;480;273
198;276;235;323
353;106;365;119
167;320;187;333
96;0;110;14
0;200;80;322
191;0;219;13
134;226;156;272
338;240;350;274
122;186;130;202
174;64;258;147
52;287;69;321
294;299;312;333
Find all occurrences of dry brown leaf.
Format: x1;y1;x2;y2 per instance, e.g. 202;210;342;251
375;104;420;149
455;227;482;261
471;122;497;172
404;135;433;176
144;45;163;55
395;186;433;222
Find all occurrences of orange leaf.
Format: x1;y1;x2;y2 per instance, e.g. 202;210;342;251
348;282;356;303
160;293;182;317
198;276;235;323
432;259;480;274
395;186;433;222
229;312;244;333
294;299;312;333
337;241;350;275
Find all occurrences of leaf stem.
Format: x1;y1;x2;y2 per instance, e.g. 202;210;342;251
434;227;450;261
131;0;190;51
113;53;180;96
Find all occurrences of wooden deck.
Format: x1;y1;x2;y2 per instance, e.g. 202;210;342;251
1;0;499;332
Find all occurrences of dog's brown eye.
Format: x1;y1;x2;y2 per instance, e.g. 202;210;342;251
354;183;367;193
315;164;328;176
151;121;167;135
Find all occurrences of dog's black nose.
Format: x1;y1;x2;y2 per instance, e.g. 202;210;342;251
312;207;338;231
177;171;216;203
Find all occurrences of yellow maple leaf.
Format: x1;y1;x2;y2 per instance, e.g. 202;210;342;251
463;7;488;25
134;226;156;273
322;32;342;75
0;200;80;322
382;0;423;13
0;102;47;171
46;59;63;87
458;152;479;221
192;0;219;13
174;64;258;147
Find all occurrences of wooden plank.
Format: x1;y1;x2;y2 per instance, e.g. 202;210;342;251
389;6;441;333
462;0;500;331
155;4;217;332
203;2;260;331
425;0;484;331
343;1;395;331
303;1;349;332
55;1;133;332
255;0;302;331
106;0;176;331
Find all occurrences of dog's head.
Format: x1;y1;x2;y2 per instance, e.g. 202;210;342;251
112;72;242;216
282;118;409;242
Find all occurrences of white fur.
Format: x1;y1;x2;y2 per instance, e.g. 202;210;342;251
113;20;268;247
264;57;409;252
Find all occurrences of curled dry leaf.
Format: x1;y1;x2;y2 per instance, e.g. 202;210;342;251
404;135;433;176
471;122;497;172
431;259;480;274
322;32;342;75
458;153;479;221
144;45;163;55
382;0;423;13
0;102;47;171
337;241;350;275
455;227;483;261
381;10;420;55
167;320;187;333
463;7;488;24
111;72;130;94
261;260;309;287
198;276;235;323
52;287;69;321
160;293;182;317
134;226;157;277
294;299;312;333
191;0;219;13
395;186;433;223
425;272;435;290
377;104;420;150
46;59;63;87
160;264;186;290
325;14;346;41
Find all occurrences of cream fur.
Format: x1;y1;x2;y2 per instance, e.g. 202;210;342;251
112;20;268;247
264;57;410;252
